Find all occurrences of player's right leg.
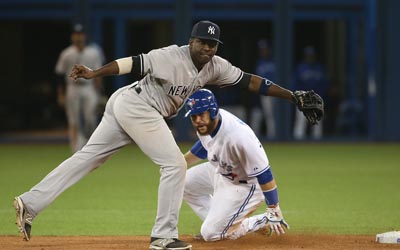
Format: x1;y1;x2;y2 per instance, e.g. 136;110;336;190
113;86;191;250
14;86;131;241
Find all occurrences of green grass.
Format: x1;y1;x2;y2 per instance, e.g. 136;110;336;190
0;143;399;236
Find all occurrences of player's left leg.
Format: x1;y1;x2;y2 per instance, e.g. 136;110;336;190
113;86;187;242
184;162;216;220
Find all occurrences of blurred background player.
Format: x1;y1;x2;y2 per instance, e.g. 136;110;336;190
183;89;289;241
55;23;105;152
293;46;329;140
247;39;277;139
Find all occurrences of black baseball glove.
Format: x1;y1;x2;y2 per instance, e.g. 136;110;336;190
291;90;324;125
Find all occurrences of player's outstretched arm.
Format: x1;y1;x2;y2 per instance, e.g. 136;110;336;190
70;61;119;81
247;74;294;101
70;56;134;81
247;74;324;125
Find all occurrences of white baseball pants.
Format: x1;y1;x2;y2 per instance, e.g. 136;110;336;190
184;162;264;241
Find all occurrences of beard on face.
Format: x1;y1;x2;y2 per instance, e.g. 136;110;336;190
196;119;217;135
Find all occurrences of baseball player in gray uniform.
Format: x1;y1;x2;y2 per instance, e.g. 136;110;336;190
55;24;105;152
14;20;320;250
183;89;288;241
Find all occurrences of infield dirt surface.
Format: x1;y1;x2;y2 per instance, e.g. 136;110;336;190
2;234;400;250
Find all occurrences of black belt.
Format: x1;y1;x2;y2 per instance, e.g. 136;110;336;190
239;180;248;184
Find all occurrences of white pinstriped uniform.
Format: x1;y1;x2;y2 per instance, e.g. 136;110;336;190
20;44;244;239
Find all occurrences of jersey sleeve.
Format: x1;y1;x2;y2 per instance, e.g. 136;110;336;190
232;133;270;177
210;56;244;88
139;45;178;77
190;140;208;159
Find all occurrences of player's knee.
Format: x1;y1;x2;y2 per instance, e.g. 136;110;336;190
170;153;187;171
177;153;187;168
183;185;195;203
161;155;186;181
200;223;222;242
173;156;187;177
184;172;195;197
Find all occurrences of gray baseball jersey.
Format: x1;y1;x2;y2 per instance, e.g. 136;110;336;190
135;45;243;117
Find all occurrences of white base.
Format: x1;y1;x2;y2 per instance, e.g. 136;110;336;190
376;231;400;244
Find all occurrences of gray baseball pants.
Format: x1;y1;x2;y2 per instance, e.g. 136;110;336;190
20;83;187;238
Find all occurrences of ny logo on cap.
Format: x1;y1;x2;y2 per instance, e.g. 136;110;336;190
208;26;215;35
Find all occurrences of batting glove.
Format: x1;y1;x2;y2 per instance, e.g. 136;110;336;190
265;205;290;236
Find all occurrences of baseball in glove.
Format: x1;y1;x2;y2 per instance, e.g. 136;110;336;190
291;90;324;125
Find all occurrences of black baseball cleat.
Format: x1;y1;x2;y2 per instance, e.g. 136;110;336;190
149;237;192;250
13;197;33;241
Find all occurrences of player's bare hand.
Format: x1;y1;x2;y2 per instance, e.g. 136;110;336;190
265;205;289;236
70;64;95;81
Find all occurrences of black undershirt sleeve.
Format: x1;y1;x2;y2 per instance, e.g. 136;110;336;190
132;55;141;76
237;72;252;89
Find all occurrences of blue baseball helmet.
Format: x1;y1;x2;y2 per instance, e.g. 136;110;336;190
184;89;219;119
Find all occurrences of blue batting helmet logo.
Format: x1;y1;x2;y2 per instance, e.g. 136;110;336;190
188;99;196;108
184;89;219;119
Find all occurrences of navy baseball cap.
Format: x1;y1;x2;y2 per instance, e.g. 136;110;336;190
191;20;223;44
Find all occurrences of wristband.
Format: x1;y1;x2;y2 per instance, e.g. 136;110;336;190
115;57;133;75
258;78;273;95
263;186;279;206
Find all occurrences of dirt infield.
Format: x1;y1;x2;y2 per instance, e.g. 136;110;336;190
1;234;400;250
